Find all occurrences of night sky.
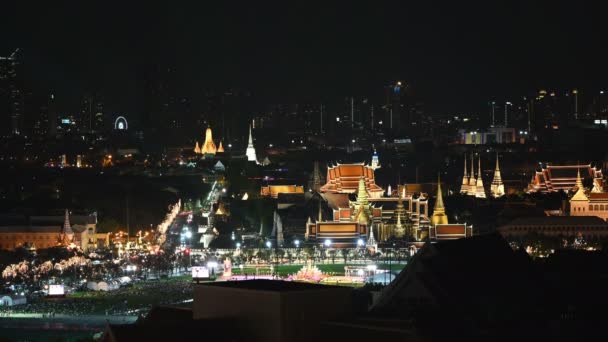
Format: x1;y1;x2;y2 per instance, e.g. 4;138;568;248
2;2;607;116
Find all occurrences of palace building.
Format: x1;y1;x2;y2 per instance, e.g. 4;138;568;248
527;163;603;193
569;168;608;221
0;210;107;251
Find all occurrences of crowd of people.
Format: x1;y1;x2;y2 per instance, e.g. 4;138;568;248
0;278;193;317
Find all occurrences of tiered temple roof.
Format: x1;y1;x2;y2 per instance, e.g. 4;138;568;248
320;163;384;198
528;164;603;193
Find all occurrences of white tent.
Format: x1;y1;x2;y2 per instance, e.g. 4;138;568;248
0;295;27;306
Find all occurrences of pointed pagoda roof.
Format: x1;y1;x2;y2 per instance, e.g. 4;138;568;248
462;153;468;185
63;209;73;235
217;141;225;153
246;123;257;162
468;153;476;186
194;141;201;154
367;225;377;247
571;169;589;201
431;174;448;225
201;127;217;154
476;156;484;187
492;153;503;185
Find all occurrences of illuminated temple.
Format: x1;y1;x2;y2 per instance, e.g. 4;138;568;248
320;163;384;198
527;163;603;193
303;162;473;248
460;153;486;198
194;127;223;156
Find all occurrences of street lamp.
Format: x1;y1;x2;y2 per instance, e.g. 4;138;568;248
294;240;300;248
324;239;332;247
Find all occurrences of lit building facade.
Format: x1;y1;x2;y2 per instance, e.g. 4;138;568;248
0;211;105;251
527;164;603;193
260;185;305;199
570;169;608;221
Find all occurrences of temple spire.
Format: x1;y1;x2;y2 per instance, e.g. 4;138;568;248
246;123;257;162
201;127;217;155
469;153;476;186
461;153;469;194
571;168;589;201
62;209;74;245
431;174;448;225
575;168;584;189
490;153;505;198
357;177;368;205
475;156;486;198
434;174;445;211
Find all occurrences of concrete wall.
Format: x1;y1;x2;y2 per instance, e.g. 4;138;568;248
193;284;352;342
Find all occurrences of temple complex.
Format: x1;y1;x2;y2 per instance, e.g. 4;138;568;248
302;162;475;247
490;153;505;198
527;163;603;193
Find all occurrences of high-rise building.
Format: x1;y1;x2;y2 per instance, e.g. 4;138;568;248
80;93;105;133
0;49;21;135
384;81;404;133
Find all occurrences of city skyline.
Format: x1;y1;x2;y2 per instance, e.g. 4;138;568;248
2;2;608;119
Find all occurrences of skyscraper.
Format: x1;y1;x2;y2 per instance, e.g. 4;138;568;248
0;49;21;135
384;81;404;134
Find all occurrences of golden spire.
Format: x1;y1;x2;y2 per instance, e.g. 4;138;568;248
356;177;368;206
575;168;583;189
431;173;448;225
462;153;468;185
217;141;225;153
571;168;589;201
194;141;201;154
201;127;217;154
354;177;371;224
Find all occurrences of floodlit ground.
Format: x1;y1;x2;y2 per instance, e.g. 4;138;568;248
230;263;405;278
1;275;193;317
